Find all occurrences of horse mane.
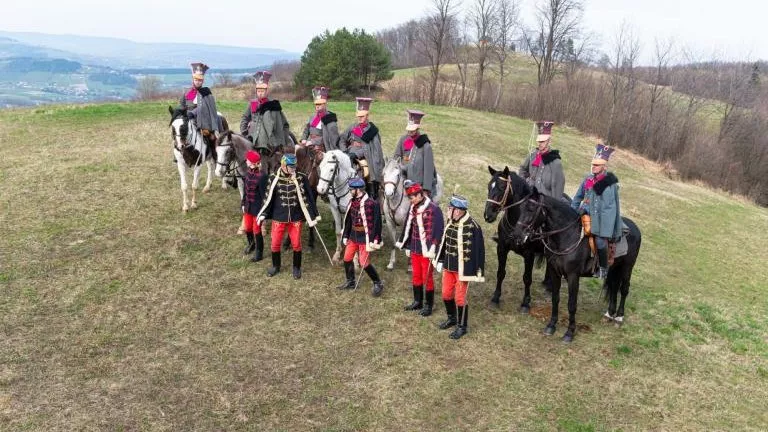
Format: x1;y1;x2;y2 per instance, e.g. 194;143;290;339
540;193;578;220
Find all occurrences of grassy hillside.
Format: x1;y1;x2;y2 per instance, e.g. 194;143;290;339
0;100;766;431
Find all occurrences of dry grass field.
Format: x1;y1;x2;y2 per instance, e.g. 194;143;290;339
0;100;766;431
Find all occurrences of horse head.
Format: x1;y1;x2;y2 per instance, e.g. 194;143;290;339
168;105;189;149
517;187;549;243
382;157;404;198
484;166;530;223
317;150;338;196
214;130;235;177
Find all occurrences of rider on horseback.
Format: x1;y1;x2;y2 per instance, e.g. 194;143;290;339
394;110;438;199
519;121;565;201
571;142;623;280
240;71;292;160
300;86;341;156
177;62;220;161
341;97;385;200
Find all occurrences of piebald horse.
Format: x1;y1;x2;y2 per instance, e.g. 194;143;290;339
168;106;215;212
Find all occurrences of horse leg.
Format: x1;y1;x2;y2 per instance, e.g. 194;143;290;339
603;267;619;323
177;160;189;212
236;178;246;235
614;271;632;327
202;159;213;193
543;273;562;336
190;164;202;209
562;273;580;343
491;245;507;307
386;214;398;270
521;252;535;313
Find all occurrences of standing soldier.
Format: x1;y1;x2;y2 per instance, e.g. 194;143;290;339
571;143;622;280
179;62;220;159
337;177;385;297
518;120;566;287
395;181;444;317
341;97;385;200
434;195;485;340
257;154;321;279
393;110;438;198
300;86;341;154
240;71;292;158
241;150;266;262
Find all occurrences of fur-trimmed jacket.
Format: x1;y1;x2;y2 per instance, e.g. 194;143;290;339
240;99;292;151
571;172;622;239
519;149;565;200
435;213;485;282
395;197;444;257
341;122;385;182
180;87;220;132
257;169;320;225
342;193;383;251
394;133;438;195
301;111;341;152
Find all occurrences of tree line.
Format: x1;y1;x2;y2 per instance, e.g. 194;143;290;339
376;0;768;206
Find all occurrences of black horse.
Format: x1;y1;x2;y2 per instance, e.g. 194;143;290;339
516;188;642;342
484;166;547;312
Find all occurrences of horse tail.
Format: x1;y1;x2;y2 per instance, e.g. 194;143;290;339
602;266;619;303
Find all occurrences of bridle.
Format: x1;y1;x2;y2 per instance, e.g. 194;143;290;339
170;116;190;152
383;167;406;222
517;196;583;255
486;175;531;212
318;154;351;214
214;137;244;179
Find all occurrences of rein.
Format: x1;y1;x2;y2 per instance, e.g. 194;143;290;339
319;156;351;215
518;198;583;255
383;177;405;223
486;176;529;211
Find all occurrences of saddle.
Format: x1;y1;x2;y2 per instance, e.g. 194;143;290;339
581;215;630;269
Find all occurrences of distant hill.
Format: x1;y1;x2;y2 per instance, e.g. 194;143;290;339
0;31;300;69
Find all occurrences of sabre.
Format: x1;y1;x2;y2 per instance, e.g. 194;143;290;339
312;225;335;266
353;252;369;290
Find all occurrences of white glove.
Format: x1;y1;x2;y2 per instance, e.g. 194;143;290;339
307;219;318;228
425;245;436;260
405;249;411;258
241;206;245;214
257;216;266;225
342;238;348;245
435;262;443;273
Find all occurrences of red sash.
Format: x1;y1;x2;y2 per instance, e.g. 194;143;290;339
584;173;605;191
185;87;198;101
352;123;368;138
250;98;269;113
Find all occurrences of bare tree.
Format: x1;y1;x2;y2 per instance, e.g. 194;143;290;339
524;0;584;88
136;75;162;100
418;0;461;105
469;0;497;106
451;17;474;106
491;0;519;110
644;37;675;156
604;20;641;145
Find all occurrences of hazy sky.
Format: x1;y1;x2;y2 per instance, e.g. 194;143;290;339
2;0;765;62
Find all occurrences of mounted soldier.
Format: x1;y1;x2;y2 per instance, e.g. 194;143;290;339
257;154;321;280
519;121;565;201
341;97;385;200
434;195;485;339
395;180;444;317
571;143;622;280
337;177;385;297
300;86;341;156
394;110;438;198
178;62;220;160
240;71;292;163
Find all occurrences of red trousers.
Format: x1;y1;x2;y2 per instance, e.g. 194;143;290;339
242;213;262;235
343;241;370;266
270;221;302;252
442;270;469;306
411;253;434;292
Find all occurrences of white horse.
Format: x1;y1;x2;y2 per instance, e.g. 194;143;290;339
168;106;215;212
316;150;355;263
382;157;444;270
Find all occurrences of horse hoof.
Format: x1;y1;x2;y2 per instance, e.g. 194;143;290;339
520;305;530;314
202;187;211;193
613;316;624;328
562;333;574;343
182;206;189;213
543;326;556;336
190;203;198;210
489;298;500;308
386;264;394;271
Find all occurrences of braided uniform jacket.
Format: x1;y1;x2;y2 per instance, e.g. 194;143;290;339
257;170;320;224
395;197;444;255
436;213;486;282
342;194;383;248
241;169;265;215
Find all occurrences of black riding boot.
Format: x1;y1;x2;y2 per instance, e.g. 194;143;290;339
404;285;423;311
267;252;281;277
365;265;384;297
439;299;457;329
419;290;434;317
244;232;255;255
292;251;302;279
337;261;356;290
450;305;469;339
595;247;608;279
251;234;264;262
